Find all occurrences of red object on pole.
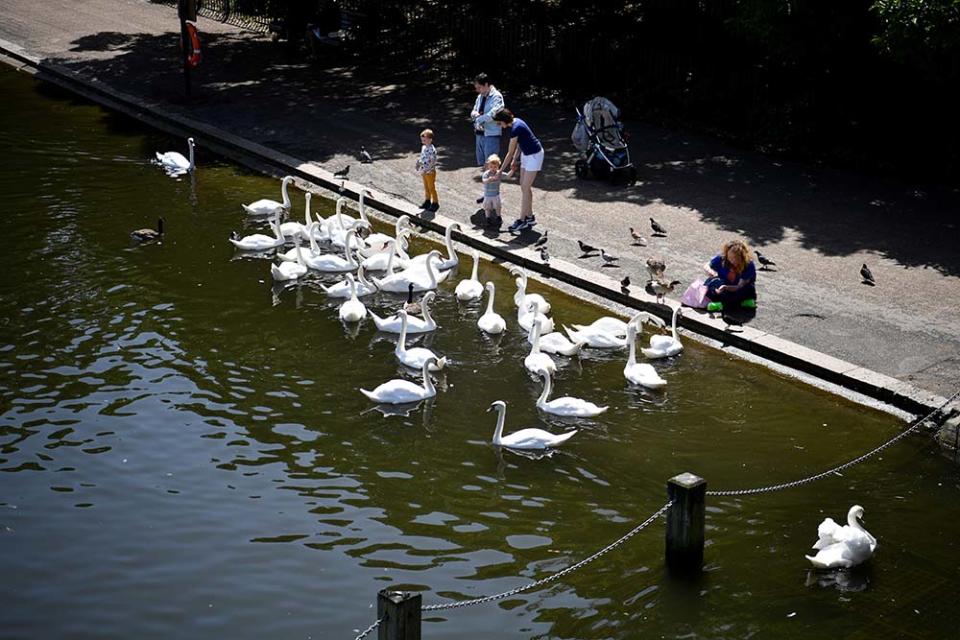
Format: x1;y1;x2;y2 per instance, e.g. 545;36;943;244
186;21;202;69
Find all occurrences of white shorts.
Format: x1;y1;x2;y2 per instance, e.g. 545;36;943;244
520;149;544;172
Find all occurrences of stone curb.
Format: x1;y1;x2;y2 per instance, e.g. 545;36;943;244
0;38;948;417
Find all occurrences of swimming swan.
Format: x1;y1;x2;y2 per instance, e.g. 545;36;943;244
805;505;877;569
372;250;443;293
394;310;446;371
642;306;683;359
455;249;484;301
524;319;557;377
243;175;293;215
155;137;194;173
271;238;308;281
279;192;314;239
565;312;663;349
509;267;551;314
370;291;438;334
338;273;367;322
321;265;378;298
229;212;285;251
406;222;460;271
360;356;438;404
518;299;555;334
301;229;361;273
525;301;583;356
488;401;577;450
623;321;667;389
536;370;608;417
570;316;630;336
477;282;506;335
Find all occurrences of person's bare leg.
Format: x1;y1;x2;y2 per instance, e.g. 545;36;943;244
520;168;538;218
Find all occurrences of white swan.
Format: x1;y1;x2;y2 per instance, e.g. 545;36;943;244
455;250;484;301
302;229;361;273
565;312;663;349
510;267;551;314
280;221;323;262
370;291;438;334
329;212;371;249
536;370;608;417
279;192;314;239
525;302;583;356
243;175;293;215
805;505;877;569
406;222;460;271
356;191;405;253
155;137;195;173
623;321;667;389
321;265;378;298
271;239;308;281
338;274;367;323
488;401;577;450
518;299;555;334
524;319;557;377
570;316;630;336
229;212;285;251
372;250;443;293
642;306;684;359
361;238;407;272
477;282;506;335
394;310;446;371
360;356;437;404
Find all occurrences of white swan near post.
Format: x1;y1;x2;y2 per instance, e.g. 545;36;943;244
623;321;667;389
394;310;446;371
488;400;577;450
454;250;484;301
642;306;684;359
805;505;877;569
477;282;506;335
243;175;293;215
155;137;195;174
536;370;608;417
360;357;438;404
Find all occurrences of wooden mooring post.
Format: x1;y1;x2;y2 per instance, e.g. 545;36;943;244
665;472;706;574
377;590;421;640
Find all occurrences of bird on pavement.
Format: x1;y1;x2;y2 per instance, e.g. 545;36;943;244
539;247;550;265
600;249;619;267
629;227;647;246
646;257;666;281
860;263;876;286
359;147;372;164
578;240;599;256
333;165;350;179
620;276;631;291
649;278;683;304
533;231;549;249
756;251;777;270
650;217;667;236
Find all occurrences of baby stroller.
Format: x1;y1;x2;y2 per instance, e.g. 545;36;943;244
572;96;637;185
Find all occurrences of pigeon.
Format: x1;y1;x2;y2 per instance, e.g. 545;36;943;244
600;249;619;267
646;257;666;281
629;227;647;246
333;165;350;179
577;240;599;256
650;217;667;236
649;279;683;304
620;276;631;291
359;147;372;164
756;251;777;270
539;247;550;265
533;231;549;249
860;263;876;286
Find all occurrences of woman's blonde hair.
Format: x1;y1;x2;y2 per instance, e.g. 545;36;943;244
486;154;501;165
721;239;753;268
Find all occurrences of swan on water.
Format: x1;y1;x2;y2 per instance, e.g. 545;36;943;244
131;217;164;243
300;229;361;273
623;320;667;389
570;316;630;336
372;250;444;293
321;265;378;298
805;505;877;569
509;267;551;314
243;175;294;215
536;370;608;417
406;222;460;271
564;312;663;349
477;282;506;335
488;401;577;450
642;306;683;359
361;238;407;273
280;221;324;261
524;301;583;356
360;356;438;404
279;192;314;239
455;249;484;301
370;291;438;334
394;310;447;371
155;137;195;174
524;319;557;377
338;273;367;322
229;211;285;251
271;238;308;281
518;299;554;334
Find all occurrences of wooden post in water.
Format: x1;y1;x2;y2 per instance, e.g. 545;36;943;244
665;472;706;574
377;590;421;640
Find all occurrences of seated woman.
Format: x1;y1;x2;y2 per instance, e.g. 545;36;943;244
702;239;757;311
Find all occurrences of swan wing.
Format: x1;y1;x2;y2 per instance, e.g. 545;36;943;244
500;428;556;449
625;363;667;388
806;536;873;569
360;380;425;404
543;397;608;416
812;517;844;550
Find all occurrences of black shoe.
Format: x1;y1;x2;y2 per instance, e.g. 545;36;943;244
420;199;431;209
429;202;439;212
476;196;484;204
507;218;525;232
517;216;537;231
490;216;503;229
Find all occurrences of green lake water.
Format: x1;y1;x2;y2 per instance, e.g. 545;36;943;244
1;67;958;639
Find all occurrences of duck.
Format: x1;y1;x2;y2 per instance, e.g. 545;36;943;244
649;278;683;305
243;175;294;215
338;273;367;323
623;321;667;389
229;212;285;251
518;299;555;334
320;265;378;298
477;282;506;335
403;283;422;315
372;250;444;293
271;238;308;281
406;222;460;271
642;306;683;359
360;356;438;404
131;217;164;243
524;319;557;377
394;310;446;371
370;291;438;334
300;228;362;273
155;137;195;173
279;192;314;239
525;302;583;356
455;249;484;301
805;505;877;569
509;267;551;314
536;370;608;417
488;401;577;450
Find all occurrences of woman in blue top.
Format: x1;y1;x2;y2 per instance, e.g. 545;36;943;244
701;239;758;310
493;109;544;233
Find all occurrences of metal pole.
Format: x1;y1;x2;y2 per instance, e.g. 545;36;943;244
177;0;195;97
665;472;706;574
377;590;421;640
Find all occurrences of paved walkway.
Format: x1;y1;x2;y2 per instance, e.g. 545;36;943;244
3;0;959;399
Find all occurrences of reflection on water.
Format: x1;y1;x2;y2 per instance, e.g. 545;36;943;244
3;67;960;640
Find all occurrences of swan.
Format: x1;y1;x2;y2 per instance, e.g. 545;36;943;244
406;222;460;271
488;401;577;450
372;250;444;293
356;191;405;253
280;221;323;261
243;175;294;215
301;229;361;273
403;283;422;315
525;302;582;356
805;505;877;569
155;137;194;173
131;217;164;243
315;196;346;231
329;212;371;249
229;212;285;251
321;265;378;298
361;238;407;272
360;356;438;404
536;370;608;417
279;192;314;239
565;312;663;349
509;267;551;314
271;239;308;281
623;321;667;389
570;316;630;336
477;282;506;335
394;310;447;371
338;274;367;322
370;291;438;334
524;319;557;377
455;249;484;301
642;306;684;359
518;299;555;334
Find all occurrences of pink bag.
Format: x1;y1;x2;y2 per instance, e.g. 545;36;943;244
680;279;709;308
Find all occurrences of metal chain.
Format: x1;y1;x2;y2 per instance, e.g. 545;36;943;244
707;388;960;497
421;500;672;612
352;617;381;640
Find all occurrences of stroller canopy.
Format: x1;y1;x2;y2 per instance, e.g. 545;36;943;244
572;96;626;152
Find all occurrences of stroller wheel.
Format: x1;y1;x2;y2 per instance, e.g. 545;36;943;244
574;159;589;180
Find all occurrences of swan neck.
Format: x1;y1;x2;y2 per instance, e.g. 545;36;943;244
426;255;437;288
470;253;479;280
344;232;355;265
281;179;290;208
530;321;542;354
188;140;195;168
484;285;495;315
538;373;551;405
359;192;367;222
492;405;505;444
397;313;408;351
671;306;680;339
308;224;321;253
421;360;435;394
627;325;637;366
445;226;455;258
421;296;434;325
384;241;396;274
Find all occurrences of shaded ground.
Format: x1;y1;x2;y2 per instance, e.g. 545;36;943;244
2;0;959;397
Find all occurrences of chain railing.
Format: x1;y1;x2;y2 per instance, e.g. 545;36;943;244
352;616;382;640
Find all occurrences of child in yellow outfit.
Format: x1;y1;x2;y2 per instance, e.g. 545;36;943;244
415;129;439;212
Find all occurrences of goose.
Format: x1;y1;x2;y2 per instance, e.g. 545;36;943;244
805;505;877;569
488;401;577;450
536;370;608;417
394;310;446;371
455;250;484;301
229;212;285;251
243;175;294;215
370;291;438;334
321;265;378;297
155;137;195;173
509;267;551;314
338;273;367;322
524;319;557;377
131;217;164;243
360;356;437;404
518;300;555;335
406;222;460;271
302;229;361;273
642;306;683;359
403;283;422;315
525;302;583;356
271;238;308;281
372;250;444;293
477;282;506;334
623;321;667;389
279;192;314;239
